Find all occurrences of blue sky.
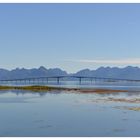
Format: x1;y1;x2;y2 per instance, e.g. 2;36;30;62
1;3;140;73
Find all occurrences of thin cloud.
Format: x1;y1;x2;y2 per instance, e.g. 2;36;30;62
66;58;140;65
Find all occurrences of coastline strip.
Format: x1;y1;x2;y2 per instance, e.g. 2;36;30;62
0;85;129;93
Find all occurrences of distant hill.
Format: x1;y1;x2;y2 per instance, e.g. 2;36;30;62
0;66;67;80
74;66;140;80
0;66;140;80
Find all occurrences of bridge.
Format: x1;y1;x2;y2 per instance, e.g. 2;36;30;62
0;76;140;85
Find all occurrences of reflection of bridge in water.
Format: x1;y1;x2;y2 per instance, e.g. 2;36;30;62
0;76;140;85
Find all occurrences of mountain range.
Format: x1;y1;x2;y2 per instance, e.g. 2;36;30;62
0;66;140;80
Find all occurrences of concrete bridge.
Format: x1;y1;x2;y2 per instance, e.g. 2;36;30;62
0;76;140;85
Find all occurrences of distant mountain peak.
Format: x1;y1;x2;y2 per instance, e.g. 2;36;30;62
38;66;47;71
78;68;91;72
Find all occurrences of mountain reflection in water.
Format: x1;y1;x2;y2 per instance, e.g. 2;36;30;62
0;84;140;136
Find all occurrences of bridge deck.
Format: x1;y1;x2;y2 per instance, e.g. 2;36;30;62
0;76;140;84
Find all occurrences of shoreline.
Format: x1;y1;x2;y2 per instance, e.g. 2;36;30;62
0;85;130;93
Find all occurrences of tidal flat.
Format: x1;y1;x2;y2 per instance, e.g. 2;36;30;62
0;85;140;136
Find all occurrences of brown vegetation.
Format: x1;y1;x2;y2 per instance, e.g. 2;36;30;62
0;85;129;93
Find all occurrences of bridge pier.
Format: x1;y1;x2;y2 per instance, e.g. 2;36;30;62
46;78;48;83
57;77;60;84
24;79;26;84
94;77;96;83
91;78;93;84
79;77;82;84
37;78;40;84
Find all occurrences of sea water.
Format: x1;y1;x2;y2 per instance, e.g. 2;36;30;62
0;82;140;136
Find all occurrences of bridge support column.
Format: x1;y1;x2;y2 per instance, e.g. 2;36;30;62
57;77;60;84
46;78;48;84
79;77;82;84
37;79;39;84
91;78;93;84
24;79;26;85
95;78;96;83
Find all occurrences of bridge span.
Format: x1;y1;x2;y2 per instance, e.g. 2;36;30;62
0;76;140;85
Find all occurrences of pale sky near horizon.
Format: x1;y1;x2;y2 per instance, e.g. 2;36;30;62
1;3;140;72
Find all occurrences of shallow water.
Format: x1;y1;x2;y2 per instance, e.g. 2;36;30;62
1;84;140;136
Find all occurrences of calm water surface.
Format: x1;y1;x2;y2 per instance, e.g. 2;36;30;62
1;82;140;136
